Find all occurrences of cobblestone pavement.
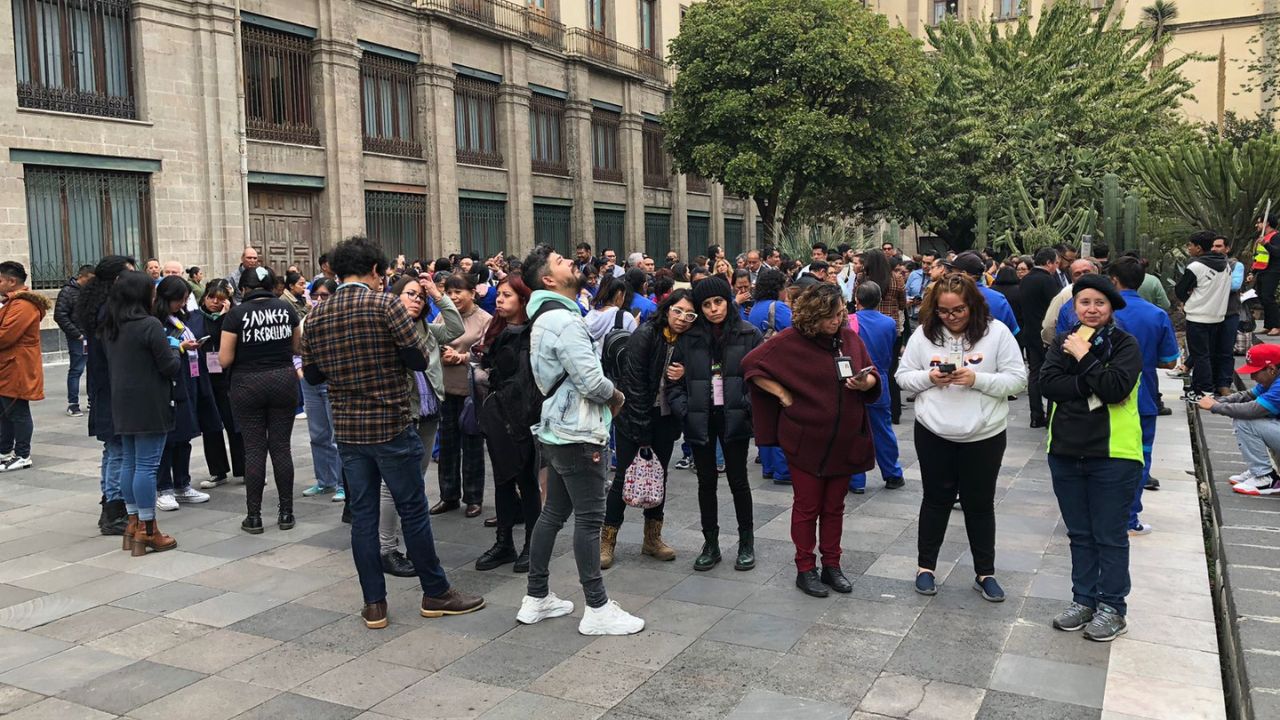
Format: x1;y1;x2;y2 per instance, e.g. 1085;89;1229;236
0;367;1224;719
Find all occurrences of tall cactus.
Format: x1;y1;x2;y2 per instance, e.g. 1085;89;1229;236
1102;173;1121;246
975;197;990;251
1122;192;1142;253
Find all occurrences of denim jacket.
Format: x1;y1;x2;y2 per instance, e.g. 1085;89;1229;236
527;290;615;446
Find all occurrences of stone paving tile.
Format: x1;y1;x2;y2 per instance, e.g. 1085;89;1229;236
371;674;514;720
478;690;604;720
527;656;652;709
1102;670;1226;719
218;641;354;691
29;604;152;644
975;689;1102;719
166;590;286;628
59;659;205;715
439;639;572;690
130;676;279;720
110;580;226;615
294;657;428;709
662;574;759;608
231;692;362;720
988;654;1107;708
858;672;986;720
702;609;812;652
0;684;43;714
2;697;116;720
632;597;729;636
366;625;487;671
226;601;346;641
0;646;134;695
0;583;44;610
85;616;212;659
724;688;851;720
884;637;1001;689
148;628;282;674
0;592;97;630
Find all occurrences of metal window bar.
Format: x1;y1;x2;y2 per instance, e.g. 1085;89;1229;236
642;121;668;188
417;0;565;50
594;208;625;251
13;0;136;118
23;166;152;290
459;198;506;257
644;212;670;260
534;203;572;256
723;218;744;260
686;174;708;194
564;28;670;84
243;23;319;145
361;53;421;157
591;109;622;183
365;191;428;261
687;214;709;252
529;94;568;176
454;76;503;167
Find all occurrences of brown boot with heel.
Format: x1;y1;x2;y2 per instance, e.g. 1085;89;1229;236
131;519;177;556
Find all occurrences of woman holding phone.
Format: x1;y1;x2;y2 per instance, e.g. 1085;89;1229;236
896;274;1026;601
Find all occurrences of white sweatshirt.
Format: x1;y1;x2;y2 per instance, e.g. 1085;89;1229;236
896;322;1028;442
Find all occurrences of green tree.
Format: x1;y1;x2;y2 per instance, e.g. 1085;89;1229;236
894;0;1194;251
664;0;928;240
1142;0;1179;73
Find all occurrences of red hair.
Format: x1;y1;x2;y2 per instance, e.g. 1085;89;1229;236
480;272;531;349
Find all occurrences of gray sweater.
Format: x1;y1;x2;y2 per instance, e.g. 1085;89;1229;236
1209;389;1273;420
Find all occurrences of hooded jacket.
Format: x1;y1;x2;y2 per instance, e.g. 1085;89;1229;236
54;277;83;338
1039;323;1143;462
0;287;51;401
1174;253;1230;324
527;289;616;446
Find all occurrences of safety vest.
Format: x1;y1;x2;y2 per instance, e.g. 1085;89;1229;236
1254;229;1277;271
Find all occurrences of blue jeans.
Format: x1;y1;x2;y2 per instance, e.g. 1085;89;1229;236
301;381;341;489
340;426;450;604
0;397;33;459
101;437;124;502
120;433;167;521
66;334;85;407
760;446;791;482
851;402;903;490
1049;454;1143;615
1132;415;1156;529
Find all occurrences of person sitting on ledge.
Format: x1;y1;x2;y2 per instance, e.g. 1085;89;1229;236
1197;343;1280;496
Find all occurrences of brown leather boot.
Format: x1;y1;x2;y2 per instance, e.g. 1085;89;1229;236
131;518;177;557
600;525;619;569
122;514;138;552
642;519;676;561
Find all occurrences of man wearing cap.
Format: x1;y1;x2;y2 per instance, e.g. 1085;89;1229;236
944;252;1021;336
1107;258;1180;530
1174;230;1231;399
1198;344;1280;495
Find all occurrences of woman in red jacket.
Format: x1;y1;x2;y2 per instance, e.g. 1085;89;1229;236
743;283;880;598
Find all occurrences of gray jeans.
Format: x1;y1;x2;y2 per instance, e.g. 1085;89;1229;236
1233;416;1280;477
380;416;439;555
526;441;609;609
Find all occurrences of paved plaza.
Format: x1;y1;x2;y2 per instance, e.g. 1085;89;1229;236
0;366;1225;720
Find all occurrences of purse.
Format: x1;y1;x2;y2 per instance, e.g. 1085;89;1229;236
459;363;482;435
622;448;665;509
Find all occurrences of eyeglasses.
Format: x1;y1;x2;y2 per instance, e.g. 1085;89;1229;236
669;309;698;322
313;292;332;300
401;290;422;299
936;305;968;318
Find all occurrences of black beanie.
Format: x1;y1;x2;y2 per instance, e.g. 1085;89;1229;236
1071;274;1126;310
693;275;734;308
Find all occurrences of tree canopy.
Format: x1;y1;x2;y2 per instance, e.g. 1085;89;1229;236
893;0;1196;251
664;0;928;240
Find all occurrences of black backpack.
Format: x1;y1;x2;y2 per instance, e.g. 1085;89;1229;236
600;308;633;380
488;302;569;435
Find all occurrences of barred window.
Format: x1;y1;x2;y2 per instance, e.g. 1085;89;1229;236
723;217;744;260
23;166;152;290
644;212;670;260
459;197;505;258
454;76;502;167
686;174;708;194
12;0;135;119
642;121;667;188
529;94;567;176
534;203;572;256
365;191;427;261
687;213;709;251
594;208;625;250
592;109;621;182
361;53;419;157
243;23;319;145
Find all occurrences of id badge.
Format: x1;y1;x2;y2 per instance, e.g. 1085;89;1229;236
835;356;854;381
1087;394;1103;412
206;352;222;374
712;374;725;406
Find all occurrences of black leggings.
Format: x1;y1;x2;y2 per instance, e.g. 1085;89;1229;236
204;373;245;478
493;445;541;534
914;422;1005;576
230;366;298;516
606;408;682;527
693;410;753;534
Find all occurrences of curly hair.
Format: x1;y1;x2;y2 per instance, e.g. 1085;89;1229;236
919;273;991;348
791;283;847;338
752;268;786;302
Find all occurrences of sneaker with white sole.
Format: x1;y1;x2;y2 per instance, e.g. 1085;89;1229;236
517;593;574;625
155;492;179;512
173;486;210;504
0;452;12;465
1235;472;1275;491
578;600;645;636
1128;522;1153;536
0;455;31;472
303;484;335;497
1233;471;1280;496
1229;469;1259;485
200;475;227;489
333;487;346;502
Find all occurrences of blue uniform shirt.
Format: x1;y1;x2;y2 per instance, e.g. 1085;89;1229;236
747;299;792;335
629;294;658;323
1253;379;1280;416
979;285;1020;336
854;309;897;408
1111;290;1179;417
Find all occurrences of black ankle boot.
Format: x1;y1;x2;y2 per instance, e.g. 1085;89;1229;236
820;565;853;593
278;512;295;530
241;514;263;534
513;536;530;573
796;569;829;598
734;530;755;571
97;496;109;534
475;526;517;571
102;499;128;536
694;529;721;571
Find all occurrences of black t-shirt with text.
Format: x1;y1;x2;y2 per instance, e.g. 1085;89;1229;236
221;293;299;373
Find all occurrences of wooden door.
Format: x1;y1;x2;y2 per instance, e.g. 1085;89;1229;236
248;188;316;274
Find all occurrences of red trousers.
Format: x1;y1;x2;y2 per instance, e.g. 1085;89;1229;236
789;464;846;572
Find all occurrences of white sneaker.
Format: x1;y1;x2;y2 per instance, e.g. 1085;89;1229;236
578;600;645;636
1230;469;1258;485
155;492;179;512
173;486;210;504
0;456;31;472
1237;472;1275;491
0;452;13;465
516;593;574;625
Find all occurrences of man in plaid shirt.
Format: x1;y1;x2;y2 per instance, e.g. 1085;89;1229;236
302;236;483;629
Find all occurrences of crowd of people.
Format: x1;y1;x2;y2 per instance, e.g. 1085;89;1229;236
0;211;1275;640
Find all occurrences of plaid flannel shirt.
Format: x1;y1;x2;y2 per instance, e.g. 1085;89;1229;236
301;283;427;445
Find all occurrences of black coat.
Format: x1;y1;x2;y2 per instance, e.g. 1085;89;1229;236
54;278;82;338
666;317;763;447
184;312;226;436
1021;267;1061;338
479;324;536;483
103;315;183;435
85;320;114;442
616;321;676;446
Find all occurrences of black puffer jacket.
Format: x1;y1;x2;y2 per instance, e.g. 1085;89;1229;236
616;322;677;445
54;277;82;338
666;317;762;447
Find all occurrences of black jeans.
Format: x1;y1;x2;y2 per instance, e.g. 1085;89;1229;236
605;408;682;527
1214;314;1240;391
205;373;245;478
494;446;541;533
0;397;33;459
230;366;298;516
1258;271;1280;330
156;441;193;492
527;442;610;609
1184;320;1222;394
693;410;753;534
914;422;1005;576
438;394;485;505
1025;339;1048;420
